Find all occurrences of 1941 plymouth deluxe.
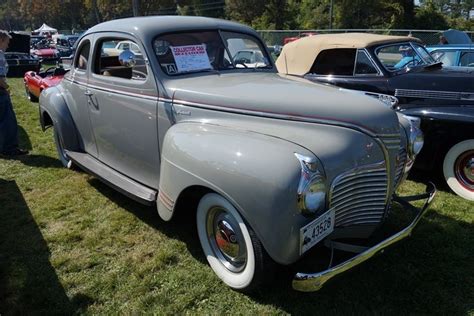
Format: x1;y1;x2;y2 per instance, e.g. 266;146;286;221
276;33;474;200
39;16;435;292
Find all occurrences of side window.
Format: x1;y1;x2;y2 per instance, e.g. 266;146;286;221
459;52;474;67
310;49;356;76
354;50;379;75
431;50;457;66
74;40;90;70
94;38;147;80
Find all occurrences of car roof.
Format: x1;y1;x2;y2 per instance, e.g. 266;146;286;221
85;15;258;43
276;32;422;76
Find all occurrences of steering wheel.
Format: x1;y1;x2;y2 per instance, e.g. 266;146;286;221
397;58;421;69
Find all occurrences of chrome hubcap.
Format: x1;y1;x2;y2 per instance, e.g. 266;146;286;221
455;150;474;191
206;206;247;272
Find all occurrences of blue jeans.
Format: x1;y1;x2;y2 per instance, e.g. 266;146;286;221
0;93;19;153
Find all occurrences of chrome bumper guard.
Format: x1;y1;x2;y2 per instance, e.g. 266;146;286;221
292;183;436;292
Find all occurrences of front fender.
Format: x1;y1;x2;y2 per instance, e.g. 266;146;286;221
158;122;319;264
400;106;474;124
39;87;81;151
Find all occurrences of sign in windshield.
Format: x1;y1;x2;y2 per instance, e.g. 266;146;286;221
154;30;272;75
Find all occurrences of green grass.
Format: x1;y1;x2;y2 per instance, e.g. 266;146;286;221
1;77;473;314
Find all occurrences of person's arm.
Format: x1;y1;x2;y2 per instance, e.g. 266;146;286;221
0;77;9;90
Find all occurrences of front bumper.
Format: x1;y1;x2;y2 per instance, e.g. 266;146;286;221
292;183;436;292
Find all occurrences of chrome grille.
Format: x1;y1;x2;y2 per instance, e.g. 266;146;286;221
395;89;474;101
330;162;388;227
394;146;407;187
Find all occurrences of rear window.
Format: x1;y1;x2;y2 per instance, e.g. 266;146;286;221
310;49;356;76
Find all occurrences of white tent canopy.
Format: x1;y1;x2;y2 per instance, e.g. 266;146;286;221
33;23;58;35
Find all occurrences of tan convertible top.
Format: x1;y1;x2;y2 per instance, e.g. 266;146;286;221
275;33;423;76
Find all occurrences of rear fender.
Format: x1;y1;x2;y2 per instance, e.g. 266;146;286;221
39;87;81;151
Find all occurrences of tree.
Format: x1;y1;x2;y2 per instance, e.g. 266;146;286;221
297;0;333;29
414;0;449;30
225;0;266;25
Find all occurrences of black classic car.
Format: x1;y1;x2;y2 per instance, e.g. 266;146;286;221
6;32;41;77
276;33;474;200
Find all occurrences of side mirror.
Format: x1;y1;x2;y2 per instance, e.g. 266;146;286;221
118;50;136;68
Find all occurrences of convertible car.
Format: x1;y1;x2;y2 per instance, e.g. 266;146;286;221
276;33;474;200
23;66;67;102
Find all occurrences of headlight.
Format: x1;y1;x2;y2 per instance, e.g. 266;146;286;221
404;115;424;157
295;153;326;216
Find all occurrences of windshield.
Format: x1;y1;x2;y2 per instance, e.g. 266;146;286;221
153;30;272;75
376;42;436;72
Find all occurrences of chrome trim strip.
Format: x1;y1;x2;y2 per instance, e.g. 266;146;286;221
87;83;159;101
64;78;160;101
292;183;436;292
158;189;174;210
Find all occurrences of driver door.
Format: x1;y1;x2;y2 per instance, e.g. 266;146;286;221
306;48;390;94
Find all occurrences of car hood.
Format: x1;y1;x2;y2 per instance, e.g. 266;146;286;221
393;65;474;92
166;72;399;136
6;32;30;54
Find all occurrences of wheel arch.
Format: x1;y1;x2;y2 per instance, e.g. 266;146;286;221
39;87;82;152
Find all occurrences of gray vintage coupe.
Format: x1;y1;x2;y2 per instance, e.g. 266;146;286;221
39;16;435;292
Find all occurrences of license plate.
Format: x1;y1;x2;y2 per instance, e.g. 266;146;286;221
300;209;335;254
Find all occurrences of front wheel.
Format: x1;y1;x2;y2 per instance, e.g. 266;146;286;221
53;125;73;169
196;193;272;292
443;139;474;201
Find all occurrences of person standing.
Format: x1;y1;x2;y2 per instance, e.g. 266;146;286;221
0;30;28;157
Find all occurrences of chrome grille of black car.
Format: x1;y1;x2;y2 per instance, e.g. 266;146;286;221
329;162;388;227
394;89;474;101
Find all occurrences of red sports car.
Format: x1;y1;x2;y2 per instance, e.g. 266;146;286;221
23;66;67;102
283;32;317;45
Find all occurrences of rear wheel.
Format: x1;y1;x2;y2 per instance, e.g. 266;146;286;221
196;193;272;292
53;125;73;169
443;139;474;201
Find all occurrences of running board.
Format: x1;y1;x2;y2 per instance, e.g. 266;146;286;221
66;151;157;205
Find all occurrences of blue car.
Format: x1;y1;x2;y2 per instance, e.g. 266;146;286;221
427;44;474;68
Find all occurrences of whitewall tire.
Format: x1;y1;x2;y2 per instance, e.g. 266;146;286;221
443;139;474;201
196;193;269;291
